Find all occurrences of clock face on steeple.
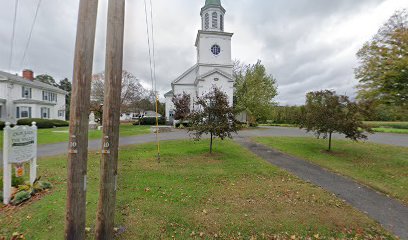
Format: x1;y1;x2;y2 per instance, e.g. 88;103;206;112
211;44;221;55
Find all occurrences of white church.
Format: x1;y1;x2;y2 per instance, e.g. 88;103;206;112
164;0;234;123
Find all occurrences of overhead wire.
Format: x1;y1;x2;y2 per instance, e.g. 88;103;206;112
144;0;160;162
149;0;157;92
21;0;42;67
149;0;161;163
143;0;154;91
9;0;19;71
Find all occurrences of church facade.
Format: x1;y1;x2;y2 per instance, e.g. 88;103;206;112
164;0;234;123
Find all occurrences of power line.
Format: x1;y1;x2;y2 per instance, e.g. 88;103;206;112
149;0;157;92
21;0;42;67
144;0;160;163
9;0;19;71
143;0;154;92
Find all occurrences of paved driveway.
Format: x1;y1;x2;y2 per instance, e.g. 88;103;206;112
236;136;408;239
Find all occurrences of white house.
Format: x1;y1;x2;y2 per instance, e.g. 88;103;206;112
0;69;67;124
164;0;234;123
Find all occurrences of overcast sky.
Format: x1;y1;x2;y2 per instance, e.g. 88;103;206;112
0;0;407;105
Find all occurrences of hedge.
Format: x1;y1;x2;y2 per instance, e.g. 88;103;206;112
51;119;69;127
17;118;69;129
139;117;166;125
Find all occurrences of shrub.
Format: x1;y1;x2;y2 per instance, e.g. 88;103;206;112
11;190;31;205
175;122;191;128
0;174;25;189
12;175;25;187
17;118;68;129
51;119;69;127
38;181;53;190
139;117;166;125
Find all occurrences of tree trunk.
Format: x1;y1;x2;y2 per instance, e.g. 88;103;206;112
95;0;125;239
65;0;98;239
210;131;213;154
328;132;332;151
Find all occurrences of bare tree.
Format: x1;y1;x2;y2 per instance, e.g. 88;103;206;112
91;70;147;111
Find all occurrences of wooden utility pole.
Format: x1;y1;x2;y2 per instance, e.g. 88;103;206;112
95;0;125;238
65;0;99;239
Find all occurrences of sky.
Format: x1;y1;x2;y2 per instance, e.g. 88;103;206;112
0;0;407;105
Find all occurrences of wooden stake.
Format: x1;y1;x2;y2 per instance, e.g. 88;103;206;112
95;0;125;238
65;0;98;239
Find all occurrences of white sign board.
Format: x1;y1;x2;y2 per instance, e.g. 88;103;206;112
3;122;38;205
8;127;36;163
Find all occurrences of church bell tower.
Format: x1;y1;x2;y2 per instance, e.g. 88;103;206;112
201;0;226;32
196;0;233;67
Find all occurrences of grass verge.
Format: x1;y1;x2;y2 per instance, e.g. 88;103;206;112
0;140;393;239
372;127;408;134
254;137;408;205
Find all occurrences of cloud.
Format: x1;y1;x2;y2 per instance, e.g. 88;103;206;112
0;0;407;105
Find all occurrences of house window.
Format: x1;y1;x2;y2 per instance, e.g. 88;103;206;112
204;13;209;29
41;107;50;119
58;110;65;118
22;86;32;99
212;12;218;28
220;14;224;31
43;91;57;102
16;106;32;119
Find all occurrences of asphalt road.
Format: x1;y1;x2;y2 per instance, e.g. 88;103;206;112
1;127;407;162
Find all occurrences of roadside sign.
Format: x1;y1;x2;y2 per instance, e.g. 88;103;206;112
3;122;38;205
8;127;36;163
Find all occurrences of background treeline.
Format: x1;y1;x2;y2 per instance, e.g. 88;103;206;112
266;106;303;125
266;104;408;126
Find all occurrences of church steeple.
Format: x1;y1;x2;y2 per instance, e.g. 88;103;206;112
201;0;226;32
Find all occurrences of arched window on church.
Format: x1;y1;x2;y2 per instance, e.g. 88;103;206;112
212;12;218;28
204;13;209;30
220;14;224;31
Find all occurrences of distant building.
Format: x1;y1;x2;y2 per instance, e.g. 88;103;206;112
164;0;234;123
120;112;140;121
0;69;67;124
142;111;162;118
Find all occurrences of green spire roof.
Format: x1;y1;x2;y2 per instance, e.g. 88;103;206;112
205;0;221;6
201;0;225;14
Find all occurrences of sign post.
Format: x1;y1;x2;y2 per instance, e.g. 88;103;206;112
2;122;37;205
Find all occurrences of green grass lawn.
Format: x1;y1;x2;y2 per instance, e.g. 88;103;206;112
0;140;392;239
259;121;408;134
364;121;408;134
0;125;151;146
372;127;408;134
254;137;408;205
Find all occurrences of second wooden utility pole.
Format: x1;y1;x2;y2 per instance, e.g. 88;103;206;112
65;0;98;239
95;0;125;239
